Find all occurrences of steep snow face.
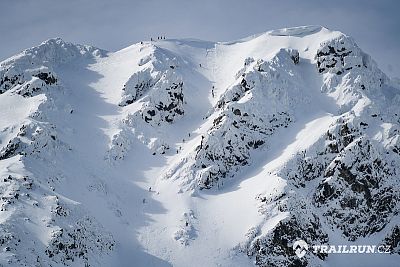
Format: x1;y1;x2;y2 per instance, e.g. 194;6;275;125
0;26;399;267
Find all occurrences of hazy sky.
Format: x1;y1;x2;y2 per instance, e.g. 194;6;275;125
1;0;399;78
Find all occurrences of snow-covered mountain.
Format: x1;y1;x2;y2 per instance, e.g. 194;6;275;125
0;26;399;267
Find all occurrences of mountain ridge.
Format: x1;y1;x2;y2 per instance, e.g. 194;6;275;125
0;26;399;266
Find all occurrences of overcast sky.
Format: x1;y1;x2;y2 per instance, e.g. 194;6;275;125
1;0;399;78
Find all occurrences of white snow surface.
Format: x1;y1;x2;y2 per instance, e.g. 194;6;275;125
0;26;399;266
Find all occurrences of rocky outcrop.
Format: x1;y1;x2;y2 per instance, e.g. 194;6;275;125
108;46;186;161
140;77;184;125
166;48;308;190
382;225;400;254
244;112;399;266
314;133;398;240
0;123;65;161
241;192;329;267
45;215;114;266
119;46;185;123
120;46;185;126
316;35;364;75
193;110;291;189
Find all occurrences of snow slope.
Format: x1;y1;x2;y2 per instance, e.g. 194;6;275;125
0;26;399;266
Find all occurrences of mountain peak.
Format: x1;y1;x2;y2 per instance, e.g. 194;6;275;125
1;37;106;68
